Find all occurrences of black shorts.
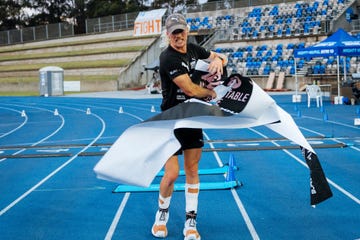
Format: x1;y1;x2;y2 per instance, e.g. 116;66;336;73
173;128;204;155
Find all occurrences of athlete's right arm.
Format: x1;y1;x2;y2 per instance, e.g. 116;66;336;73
173;73;216;99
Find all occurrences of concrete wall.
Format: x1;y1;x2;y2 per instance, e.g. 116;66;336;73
117;37;162;89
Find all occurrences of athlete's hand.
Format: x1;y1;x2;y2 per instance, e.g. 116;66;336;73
208;57;223;77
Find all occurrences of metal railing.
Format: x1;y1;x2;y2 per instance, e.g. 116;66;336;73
0;0;349;46
185;0;300;13
85;12;138;34
0;22;74;46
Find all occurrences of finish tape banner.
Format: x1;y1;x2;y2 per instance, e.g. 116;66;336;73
94;73;332;205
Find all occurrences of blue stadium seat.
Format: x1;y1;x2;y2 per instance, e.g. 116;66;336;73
298;59;305;68
287;43;295;49
266;50;273;57
246;45;253;52
286;17;293;24
320;65;326;74
297;42;305;49
290;66;295;74
268;25;275;32
260;45;267;51
313;65;320;74
304;26;310;35
288;58;294;65
270;5;279;16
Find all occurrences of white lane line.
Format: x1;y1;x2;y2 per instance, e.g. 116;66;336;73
300;115;360;130
0;107;28;162
230;188;260;240
0;106;28;139
203;132;260;240
0;112;106;216
0;105;65;163
349;145;360;152
250;128;360;205
40;102;146;240
300;126;360;153
326;178;360;205
62;104;145;240
12;136;117;147
34;186;106;192
104;193;130;240
282;148;360;205
0;153;75;216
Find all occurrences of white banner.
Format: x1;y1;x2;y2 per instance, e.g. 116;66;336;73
133;8;167;36
94;73;333;205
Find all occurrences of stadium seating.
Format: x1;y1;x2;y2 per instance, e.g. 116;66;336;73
186;0;347;37
203;0;355;78
214;41;310;76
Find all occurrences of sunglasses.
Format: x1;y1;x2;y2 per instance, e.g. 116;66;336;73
172;29;184;34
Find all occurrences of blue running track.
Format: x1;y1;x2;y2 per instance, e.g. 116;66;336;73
0;92;359;240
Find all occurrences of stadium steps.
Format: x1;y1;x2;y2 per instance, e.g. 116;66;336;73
0;30;157;94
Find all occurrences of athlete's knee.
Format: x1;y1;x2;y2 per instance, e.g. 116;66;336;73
184;164;199;178
163;169;179;185
184;156;200;178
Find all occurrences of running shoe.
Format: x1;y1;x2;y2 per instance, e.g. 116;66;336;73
183;211;201;240
151;208;169;238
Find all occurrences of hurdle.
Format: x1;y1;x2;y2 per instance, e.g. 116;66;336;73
112;154;240;193
156;164;238;177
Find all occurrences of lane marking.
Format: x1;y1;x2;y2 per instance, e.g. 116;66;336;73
0;111;106;216
34;186;106;192
0;107;28;139
0;104;64;163
204;132;260;240
227;143;260;147
73;105;145;240
307;140;324;144
36;148;69;153
104;193;130;240
37;101;147;240
250;128;360;205
300;115;360;130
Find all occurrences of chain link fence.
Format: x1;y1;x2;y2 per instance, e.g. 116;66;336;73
85;12;138;34
0;22;74;46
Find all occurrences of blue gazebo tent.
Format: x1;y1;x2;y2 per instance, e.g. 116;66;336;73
294;28;360;100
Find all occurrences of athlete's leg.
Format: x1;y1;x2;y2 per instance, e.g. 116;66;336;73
152;155;180;238
183;148;202;240
160;155;180;197
183;148;201;184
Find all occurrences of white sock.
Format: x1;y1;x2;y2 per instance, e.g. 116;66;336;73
158;194;171;209
185;183;199;213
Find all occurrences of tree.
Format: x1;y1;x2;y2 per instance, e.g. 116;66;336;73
86;0;127;18
27;0;73;26
151;0;198;14
126;0;148;13
0;0;26;30
70;0;88;34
